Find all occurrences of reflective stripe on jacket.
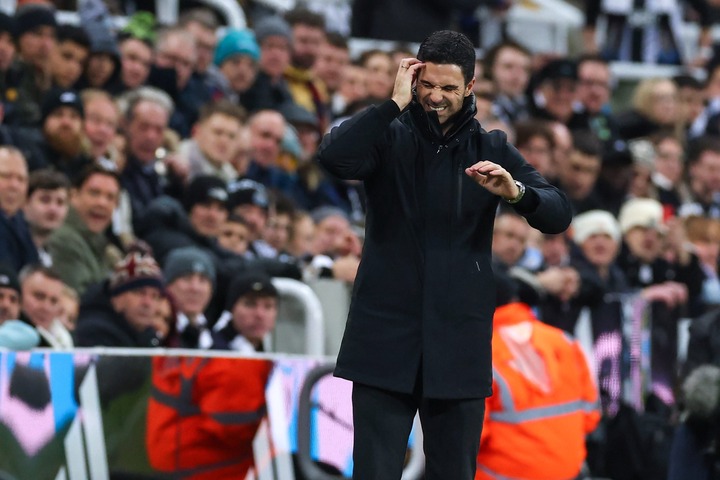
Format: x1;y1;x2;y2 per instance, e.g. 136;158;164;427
476;303;600;480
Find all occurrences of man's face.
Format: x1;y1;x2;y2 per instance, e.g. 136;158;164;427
0;31;16;71
86;53;116;88
21;271;63;329
155;34;196;90
338;64;367;105
313;214;350;257
559;150;601;200
492;215;530;266
580;233;619;269
84;97;119;158
491;46;530;98
43;106;83;157
231;293;278;348
120;38;153;89
126;100;169;164
249;112;285;168
218;220;250;255
233;204;267;241
24;188;68;234
189;201;228;238
289;215;315;257
18;26;55;69
363;52;394;100
541;78;576;122
313;41;349;93
263;212;291;252
220;55;258;93
166;273;212;318
50;40;89;88
259;35;291;79
194;113;242;167
111;286;162;332
577;61;611;114
0;150;28;216
0;287;20;323
416;62;474;127
291;23;324;70
678;86;705;125
518;135;553;176
691;149;720;197
70;173;119;233
653;137;684;184
185;21;216;74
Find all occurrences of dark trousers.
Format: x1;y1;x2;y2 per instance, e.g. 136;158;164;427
351;382;486;480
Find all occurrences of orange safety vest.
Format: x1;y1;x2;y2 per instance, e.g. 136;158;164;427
476;303;600;480
146;356;274;479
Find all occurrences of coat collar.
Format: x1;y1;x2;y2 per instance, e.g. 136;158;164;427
408;92;477;143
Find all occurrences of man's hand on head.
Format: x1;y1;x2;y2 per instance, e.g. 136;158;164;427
391;57;425;111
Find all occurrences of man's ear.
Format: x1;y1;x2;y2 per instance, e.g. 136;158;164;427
465;77;476;96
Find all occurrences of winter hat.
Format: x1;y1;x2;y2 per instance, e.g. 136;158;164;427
280;102;318;129
0;12;16;38
310;205;349;225
0;264;20;295
536;58;577;84
109;252;164;297
214;28;260;66
227;179;269;211
183;175;229;212
571;210;621;245
225;271;277;310
80;0;119;57
618;198;665;235
164;247;216;286
14;4;56;38
41;89;84;124
254;15;292;45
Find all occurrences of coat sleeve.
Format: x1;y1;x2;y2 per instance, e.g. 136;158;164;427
317;100;401;180
491;131;573;234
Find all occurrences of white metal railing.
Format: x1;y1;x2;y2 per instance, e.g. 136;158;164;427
272;277;326;357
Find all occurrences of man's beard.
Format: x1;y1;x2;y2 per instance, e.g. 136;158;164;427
46;128;83;158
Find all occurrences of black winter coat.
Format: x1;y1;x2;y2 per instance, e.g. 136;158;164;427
317;98;572;398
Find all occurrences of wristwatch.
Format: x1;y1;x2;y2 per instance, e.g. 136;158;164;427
505;180;525;204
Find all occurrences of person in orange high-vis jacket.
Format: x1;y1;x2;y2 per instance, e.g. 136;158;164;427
146;356;274;479
476;301;600;480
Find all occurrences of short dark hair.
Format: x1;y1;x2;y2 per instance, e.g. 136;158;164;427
417;30;476;84
27;168;71;197
73;163;121;190
56;24;91;50
687;135;720;165
577;53;609;69
514;120;555;150
571;130;603;158
197;99;247;125
324;31;348;50
284;7;325;30
673;74;703;91
482;39;530;80
18;263;63;285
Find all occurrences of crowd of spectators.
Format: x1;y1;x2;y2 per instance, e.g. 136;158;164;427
2;0;720;476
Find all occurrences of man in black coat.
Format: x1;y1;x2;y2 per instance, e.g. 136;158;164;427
317;30;572;480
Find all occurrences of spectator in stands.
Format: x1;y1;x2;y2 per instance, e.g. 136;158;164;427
227;179;275;258
34;88;92;180
554;130;604;214
243;15;296;113
218;213;251;256
23;169;70;267
680;135;720;218
0;146;39;271
674;74;705;137
476;273;600;480
212;28;260;108
4;4;57;126
118;34;153;92
58;283;79;333
75;250;165;347
48;25;90;89
163;246;216;349
19;264;73;348
281;102;321;164
177;8;220;93
313;32;350;117
0;13;15;74
332;59;368;119
47;164;122;295
283;7;328;128
263;193;295;256
685;216;720;309
117;86;176;219
287;210;316;262
211;270;278;352
483;40;531;125
530;58;588;130
0;263;40;349
513;120;556;180
154;27;212;137
650;132;690;215
77;1;121;92
81;89;122;165
244;109;295;193
178;99;246;183
576;54;620;146
306;206;361;283
617;78;681;141
359;48;394;101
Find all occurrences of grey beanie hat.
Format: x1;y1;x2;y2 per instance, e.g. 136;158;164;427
254;15;292;45
164;247;216;286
